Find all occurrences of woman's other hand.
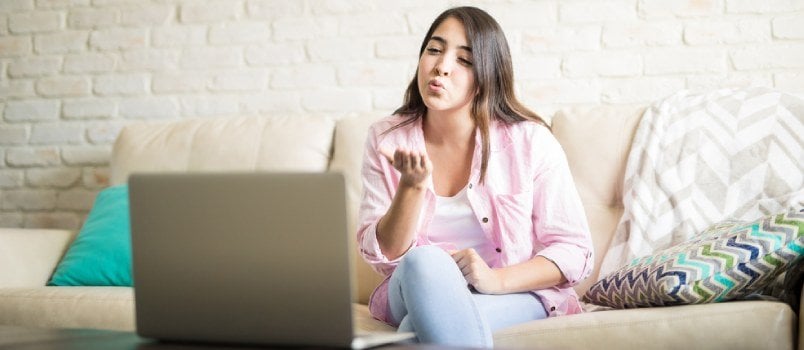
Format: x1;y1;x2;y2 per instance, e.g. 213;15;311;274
450;248;504;295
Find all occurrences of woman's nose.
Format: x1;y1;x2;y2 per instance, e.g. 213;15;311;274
434;57;451;76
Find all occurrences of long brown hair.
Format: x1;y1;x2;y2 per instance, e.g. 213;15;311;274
390;6;547;183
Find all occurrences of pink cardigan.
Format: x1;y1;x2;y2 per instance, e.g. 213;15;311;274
357;115;594;324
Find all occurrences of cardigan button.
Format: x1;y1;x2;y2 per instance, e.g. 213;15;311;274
468;183;473;189
495;247;501;253
550;306;556;311
482;217;488;223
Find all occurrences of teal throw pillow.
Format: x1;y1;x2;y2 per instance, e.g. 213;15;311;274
583;208;804;308
48;185;132;286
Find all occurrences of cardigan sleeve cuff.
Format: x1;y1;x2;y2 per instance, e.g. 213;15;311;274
359;221;413;267
537;244;593;288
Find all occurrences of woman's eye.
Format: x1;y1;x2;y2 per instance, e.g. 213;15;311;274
426;47;441;54
459;58;473;66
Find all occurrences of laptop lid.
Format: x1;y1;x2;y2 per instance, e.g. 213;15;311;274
129;172;355;347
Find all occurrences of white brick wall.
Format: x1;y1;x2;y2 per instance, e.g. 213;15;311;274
34;31;88;54
36;76;91;97
8;56;61;78
5;147;61;167
1;0;804;229
773;14;804;39
179;1;241;23
5;100;60;121
68;8;118;29
0;124;28;144
117;97;177;119
62;98;116;119
63;53;115;73
26;167;81;188
8;11;62;34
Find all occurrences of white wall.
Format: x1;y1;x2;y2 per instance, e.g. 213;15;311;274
1;0;803;229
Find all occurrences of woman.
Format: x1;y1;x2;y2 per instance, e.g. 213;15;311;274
357;6;593;347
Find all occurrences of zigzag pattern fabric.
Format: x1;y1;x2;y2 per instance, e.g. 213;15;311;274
599;87;804;277
584;209;804;308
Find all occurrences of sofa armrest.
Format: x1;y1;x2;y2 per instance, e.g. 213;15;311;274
800;282;804;350
0;228;77;288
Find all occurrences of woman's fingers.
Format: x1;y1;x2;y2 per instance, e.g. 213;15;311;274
452;249;476;270
389;148;430;173
379;148;395;164
421;153;431;170
386;148;431;188
408;152;419;171
394;149;406;170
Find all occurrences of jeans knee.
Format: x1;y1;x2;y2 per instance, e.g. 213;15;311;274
397;246;453;280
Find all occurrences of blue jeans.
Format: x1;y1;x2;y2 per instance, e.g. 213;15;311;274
388;246;548;348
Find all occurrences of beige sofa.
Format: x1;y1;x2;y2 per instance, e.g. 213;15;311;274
0;106;798;349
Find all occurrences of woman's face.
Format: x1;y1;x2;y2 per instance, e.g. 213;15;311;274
417;16;476;117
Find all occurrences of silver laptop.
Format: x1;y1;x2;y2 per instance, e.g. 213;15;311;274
128;172;413;349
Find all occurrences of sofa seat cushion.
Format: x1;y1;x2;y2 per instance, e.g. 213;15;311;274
0;229;77;288
493;300;794;349
355;299;794;349
0;287;134;331
352;303;395;333
0;293;792;349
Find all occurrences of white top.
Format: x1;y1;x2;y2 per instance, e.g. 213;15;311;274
428;185;498;266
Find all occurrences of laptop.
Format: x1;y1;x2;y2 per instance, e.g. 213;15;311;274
128;172;414;349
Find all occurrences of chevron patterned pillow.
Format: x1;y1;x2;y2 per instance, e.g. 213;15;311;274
583;208;804;308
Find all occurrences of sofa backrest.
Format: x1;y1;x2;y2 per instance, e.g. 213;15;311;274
109;115;336;185
327;114;384;305
109;107;644;304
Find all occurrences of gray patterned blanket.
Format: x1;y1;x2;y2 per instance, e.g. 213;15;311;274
599;87;804;277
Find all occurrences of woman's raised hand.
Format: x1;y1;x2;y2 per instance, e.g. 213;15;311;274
380;148;433;190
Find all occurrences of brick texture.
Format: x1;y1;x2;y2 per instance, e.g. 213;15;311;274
1;0;803;229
